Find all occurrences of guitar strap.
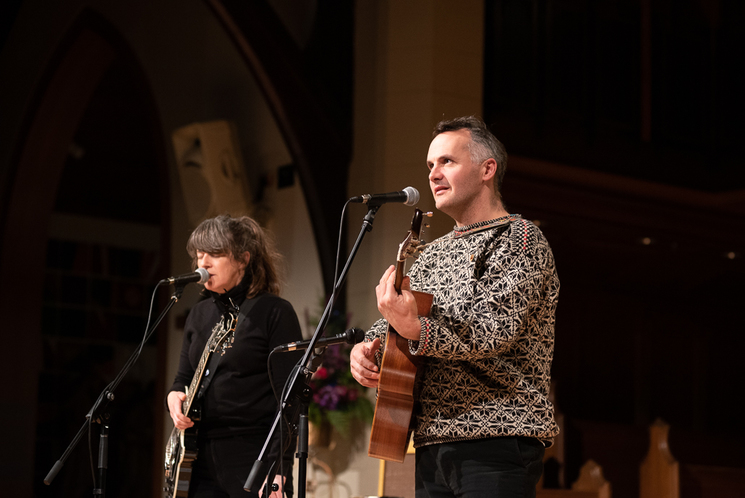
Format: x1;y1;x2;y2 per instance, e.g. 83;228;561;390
196;294;263;400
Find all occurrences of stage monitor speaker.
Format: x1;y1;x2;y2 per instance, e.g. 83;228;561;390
172;120;252;227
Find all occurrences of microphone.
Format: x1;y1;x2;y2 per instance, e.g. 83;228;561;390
159;267;209;286
350;186;419;207
274;327;365;352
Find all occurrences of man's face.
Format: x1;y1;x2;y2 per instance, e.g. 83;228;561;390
426;129;483;219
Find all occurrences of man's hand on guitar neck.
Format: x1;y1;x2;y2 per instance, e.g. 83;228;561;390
350;337;381;388
352;264;423;388
376;264;422;340
167;391;195;430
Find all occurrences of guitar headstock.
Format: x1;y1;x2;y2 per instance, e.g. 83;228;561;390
397;208;433;262
209;303;239;356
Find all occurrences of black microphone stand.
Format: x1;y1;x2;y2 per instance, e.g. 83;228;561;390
245;206;380;498
44;283;188;496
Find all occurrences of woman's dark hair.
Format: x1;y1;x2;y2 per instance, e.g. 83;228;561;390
186;215;282;297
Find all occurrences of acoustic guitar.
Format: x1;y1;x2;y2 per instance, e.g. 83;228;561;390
368;208;433;462
163;305;238;498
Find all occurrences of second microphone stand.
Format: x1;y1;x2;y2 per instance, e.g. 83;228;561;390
44;283;188;497
245;205;381;498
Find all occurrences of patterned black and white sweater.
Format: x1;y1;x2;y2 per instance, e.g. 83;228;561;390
367;215;560;448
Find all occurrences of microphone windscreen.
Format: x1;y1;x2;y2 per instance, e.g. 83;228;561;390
349;327;365;344
196;267;210;284
403;186;420;206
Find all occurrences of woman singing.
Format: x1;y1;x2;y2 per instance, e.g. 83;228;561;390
167;215;302;497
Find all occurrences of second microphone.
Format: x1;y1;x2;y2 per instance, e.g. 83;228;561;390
273;327;365;353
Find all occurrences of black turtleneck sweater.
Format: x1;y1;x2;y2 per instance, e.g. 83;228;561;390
169;284;303;440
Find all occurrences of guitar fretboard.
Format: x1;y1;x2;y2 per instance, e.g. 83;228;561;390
180;311;238;417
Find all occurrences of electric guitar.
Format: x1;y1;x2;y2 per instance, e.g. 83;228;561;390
368;208;433;462
163;306;238;498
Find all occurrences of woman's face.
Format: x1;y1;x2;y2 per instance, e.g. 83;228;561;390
196;251;249;293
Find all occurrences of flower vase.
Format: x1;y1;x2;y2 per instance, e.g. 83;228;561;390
309;419;333;449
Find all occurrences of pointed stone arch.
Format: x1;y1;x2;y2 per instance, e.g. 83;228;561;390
0;9;169;496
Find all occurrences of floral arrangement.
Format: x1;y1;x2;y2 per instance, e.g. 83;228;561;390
308;343;374;437
306;304;374;439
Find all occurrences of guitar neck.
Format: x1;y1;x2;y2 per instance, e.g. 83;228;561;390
181;348;210;417
393;208;428;293
180;311;237;416
394;259;406;292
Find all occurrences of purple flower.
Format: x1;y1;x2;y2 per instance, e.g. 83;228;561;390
314;384;342;410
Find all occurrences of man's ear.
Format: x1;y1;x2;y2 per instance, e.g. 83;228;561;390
482;158;498;182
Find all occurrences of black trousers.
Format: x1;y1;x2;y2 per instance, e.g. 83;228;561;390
188;435;293;498
415;437;545;498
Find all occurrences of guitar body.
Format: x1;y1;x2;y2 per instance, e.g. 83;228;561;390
164;423;198;498
369;291;432;462
368;209;433;462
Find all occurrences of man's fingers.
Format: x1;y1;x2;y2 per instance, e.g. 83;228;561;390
353;345;378;372
368;337;381;354
350;338;382;387
352;361;379;387
379;265;395;283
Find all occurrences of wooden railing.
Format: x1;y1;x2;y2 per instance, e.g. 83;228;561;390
538;459;612;498
640;418;745;498
640;419;679;498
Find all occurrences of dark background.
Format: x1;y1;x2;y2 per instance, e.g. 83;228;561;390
1;1;743;497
